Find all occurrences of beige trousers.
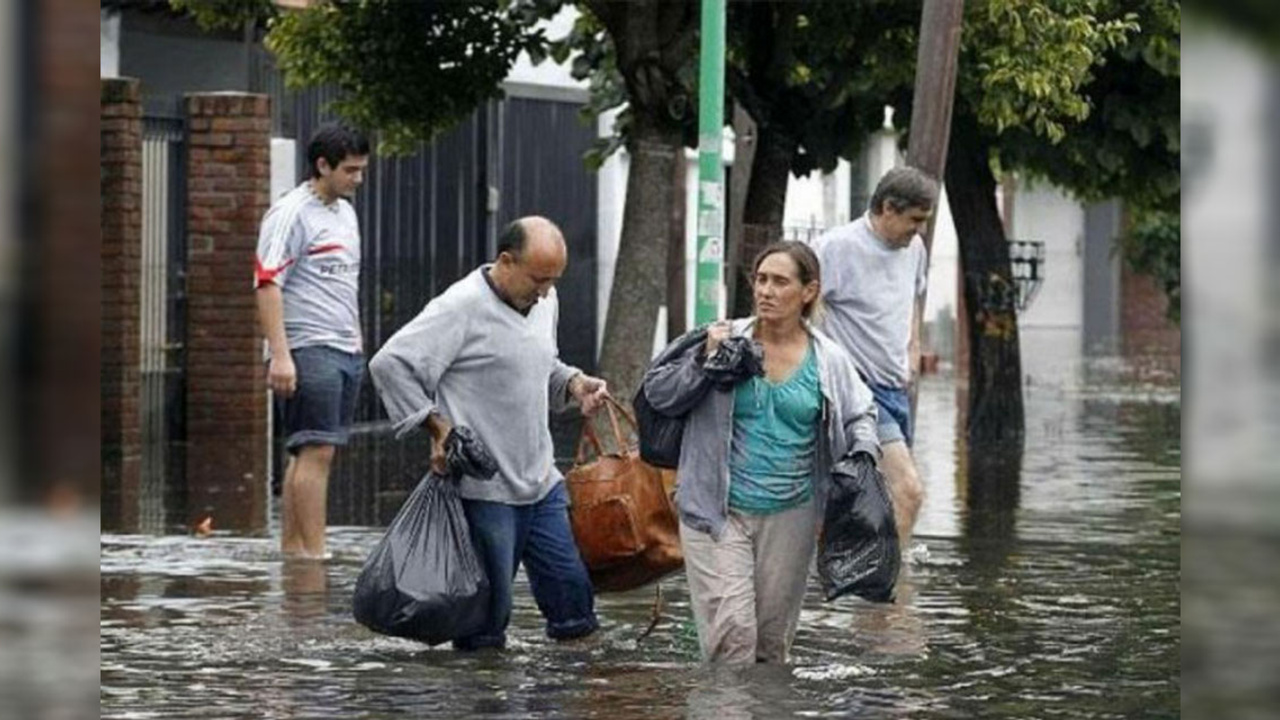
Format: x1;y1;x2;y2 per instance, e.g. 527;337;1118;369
680;499;818;663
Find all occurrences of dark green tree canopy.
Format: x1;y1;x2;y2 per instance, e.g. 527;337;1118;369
172;0;560;153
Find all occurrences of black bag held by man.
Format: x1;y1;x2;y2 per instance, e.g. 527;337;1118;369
352;427;498;644
817;452;901;603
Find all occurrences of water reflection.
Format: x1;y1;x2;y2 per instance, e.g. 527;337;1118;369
960;439;1023;568
282;558;330;622
100;369;1181;719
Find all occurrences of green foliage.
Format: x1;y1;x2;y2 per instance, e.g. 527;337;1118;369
993;1;1181;212
977;1;1181;321
270;2;549;153
173;0;558;155
170;0;277;31
727;1;920;177
964;0;1138;143
1120;209;1180;324
548;7;630;169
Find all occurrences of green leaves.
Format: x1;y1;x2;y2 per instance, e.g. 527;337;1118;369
175;0;558;155
170;0;277;31
991;0;1180;213
1121;208;1180;324
964;0;1139;144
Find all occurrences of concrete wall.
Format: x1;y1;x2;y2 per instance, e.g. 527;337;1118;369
118;12;249;111
1014;181;1086;387
783;161;853;230
1082;200;1122;355
100;9;120;77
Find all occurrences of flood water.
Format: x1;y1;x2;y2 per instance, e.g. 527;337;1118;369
100;368;1181;719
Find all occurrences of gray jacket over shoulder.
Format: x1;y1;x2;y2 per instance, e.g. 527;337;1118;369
642;317;880;540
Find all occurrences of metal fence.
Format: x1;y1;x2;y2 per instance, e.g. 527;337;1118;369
140;114;188;534
280;87;600;525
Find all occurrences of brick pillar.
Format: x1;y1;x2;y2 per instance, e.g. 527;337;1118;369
1120;265;1181;375
101;78;143;530
185;93;271;531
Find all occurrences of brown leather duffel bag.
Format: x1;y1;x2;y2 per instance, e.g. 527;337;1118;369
566;397;682;593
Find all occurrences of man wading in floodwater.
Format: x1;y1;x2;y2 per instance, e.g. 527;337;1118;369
810;167;940;555
370;216;609;650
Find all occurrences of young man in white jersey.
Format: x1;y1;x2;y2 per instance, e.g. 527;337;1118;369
255;124;370;559
811;166;939;554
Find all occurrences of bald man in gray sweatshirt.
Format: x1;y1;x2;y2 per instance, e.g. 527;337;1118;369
369;216;608;650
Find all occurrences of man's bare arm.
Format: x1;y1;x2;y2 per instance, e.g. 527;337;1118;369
256;284;296;396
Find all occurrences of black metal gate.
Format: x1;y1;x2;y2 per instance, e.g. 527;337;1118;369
140;110;188;533
281;87;599;525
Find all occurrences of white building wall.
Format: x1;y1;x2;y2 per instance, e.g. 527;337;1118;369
270;139;297;201
923;186;960;332
595;109;627;357
1013;182;1085;387
101;9;121;78
783;160;853;231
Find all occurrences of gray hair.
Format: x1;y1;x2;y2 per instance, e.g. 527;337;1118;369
869;166;939;215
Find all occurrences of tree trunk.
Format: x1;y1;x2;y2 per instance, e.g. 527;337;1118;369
666;148;687;341
597;127;683;403
725;103;755;315
733;124;795;317
944;115;1025;446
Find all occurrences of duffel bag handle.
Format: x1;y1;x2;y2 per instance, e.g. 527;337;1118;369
573;395;640;466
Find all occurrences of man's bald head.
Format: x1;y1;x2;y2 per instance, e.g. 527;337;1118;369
497;216;566;262
492;216;568;311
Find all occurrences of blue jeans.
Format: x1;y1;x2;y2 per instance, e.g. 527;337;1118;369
869;383;913;447
454;481;598;650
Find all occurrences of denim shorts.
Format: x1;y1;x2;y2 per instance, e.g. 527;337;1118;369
869;383;913;447
277;345;365;453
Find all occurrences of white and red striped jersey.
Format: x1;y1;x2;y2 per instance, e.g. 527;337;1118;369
254;182;363;354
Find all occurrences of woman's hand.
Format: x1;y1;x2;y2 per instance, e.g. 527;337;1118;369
704;321;731;357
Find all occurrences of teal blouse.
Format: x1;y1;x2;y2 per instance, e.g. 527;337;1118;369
727;341;822;515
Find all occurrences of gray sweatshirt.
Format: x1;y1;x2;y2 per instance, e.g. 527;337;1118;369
642;317;880;540
368;266;580;504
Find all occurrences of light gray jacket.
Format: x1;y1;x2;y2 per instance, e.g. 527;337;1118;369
642;317;880;540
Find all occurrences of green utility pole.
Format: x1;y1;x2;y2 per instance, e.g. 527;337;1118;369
694;0;726;325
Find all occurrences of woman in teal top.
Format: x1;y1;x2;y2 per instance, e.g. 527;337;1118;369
643;241;881;664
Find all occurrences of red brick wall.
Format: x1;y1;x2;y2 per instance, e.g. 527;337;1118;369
1120;265;1181;374
101;78;143;526
184;93;271;530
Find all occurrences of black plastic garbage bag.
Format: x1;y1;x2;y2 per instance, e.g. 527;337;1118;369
352;427;496;644
444;425;499;480
818;452;900;603
352;473;489;644
703;335;765;389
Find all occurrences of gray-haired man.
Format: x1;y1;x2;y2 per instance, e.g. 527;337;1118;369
810;166;940;553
